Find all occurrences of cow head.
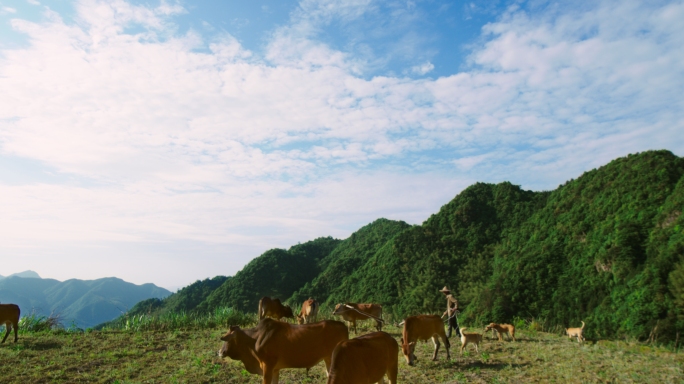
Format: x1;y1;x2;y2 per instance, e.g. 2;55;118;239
332;303;344;315
399;337;418;366
218;325;242;359
296;314;305;324
218;325;263;375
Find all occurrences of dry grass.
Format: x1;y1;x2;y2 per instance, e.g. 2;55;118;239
0;323;682;383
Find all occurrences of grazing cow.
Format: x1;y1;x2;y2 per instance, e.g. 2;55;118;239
400;314;450;366
0;304;20;343
332;303;383;333
218;318;349;384
296;298;319;324
327;331;398;384
258;297;294;321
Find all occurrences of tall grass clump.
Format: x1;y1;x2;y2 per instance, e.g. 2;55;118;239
104;307;255;332
17;311;63;333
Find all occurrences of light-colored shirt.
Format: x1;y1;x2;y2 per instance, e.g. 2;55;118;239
443;294;458;318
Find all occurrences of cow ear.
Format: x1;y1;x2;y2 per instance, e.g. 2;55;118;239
229;325;240;332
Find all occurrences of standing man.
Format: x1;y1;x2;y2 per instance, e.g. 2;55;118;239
440;286;461;338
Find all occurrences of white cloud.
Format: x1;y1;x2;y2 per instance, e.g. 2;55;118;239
411;61;434;75
0;0;682;287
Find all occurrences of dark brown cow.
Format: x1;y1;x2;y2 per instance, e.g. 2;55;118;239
0;304;20;343
400;314;450;366
332;303;383;333
258;297;294;321
218;318;349;384
327;331;398;384
296;298;319;324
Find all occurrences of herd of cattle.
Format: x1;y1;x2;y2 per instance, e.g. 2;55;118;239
0;297;522;384
218;297;514;384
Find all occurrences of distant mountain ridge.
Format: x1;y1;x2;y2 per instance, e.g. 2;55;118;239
0;270;41;280
0;274;170;328
119;150;684;341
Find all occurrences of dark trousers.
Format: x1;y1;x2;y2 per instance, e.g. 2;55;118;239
447;315;460;338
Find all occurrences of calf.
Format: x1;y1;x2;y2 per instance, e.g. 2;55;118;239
296;298;319;324
327;331;398;384
332;303;383;333
0;304;20;343
400;314;450;366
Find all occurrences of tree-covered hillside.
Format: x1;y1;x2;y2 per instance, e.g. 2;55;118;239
124;276;230;317
114;150;684;341
325;182;548;316
289;218;412;306
470;150;684;340
197;236;342;312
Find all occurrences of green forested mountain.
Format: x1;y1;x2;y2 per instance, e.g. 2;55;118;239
125;276;230;317
197;236;342;312
475;150;684;339
117;150;684;341
289;218;412;306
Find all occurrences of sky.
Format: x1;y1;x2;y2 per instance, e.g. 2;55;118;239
1;0;682;291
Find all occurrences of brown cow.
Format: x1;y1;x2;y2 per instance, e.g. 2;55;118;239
400;314;450;366
327;331;398;384
218;318;349;384
258;297;294;321
296;298;319;324
0;304;20;343
332;303;383;333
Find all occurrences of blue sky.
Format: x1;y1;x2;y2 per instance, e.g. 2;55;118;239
1;0;682;290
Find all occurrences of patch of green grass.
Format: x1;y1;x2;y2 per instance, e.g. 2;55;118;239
1;326;683;383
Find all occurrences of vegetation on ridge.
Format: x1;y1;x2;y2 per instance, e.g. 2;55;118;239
103;150;684;343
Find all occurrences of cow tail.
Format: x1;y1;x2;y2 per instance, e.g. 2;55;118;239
258;298;264;320
581;321;585;330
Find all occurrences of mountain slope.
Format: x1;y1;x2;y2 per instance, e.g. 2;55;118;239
113;149;683;341
289;218;412;306
198;236;342;312
0;276;170;328
473;150;684;338
322;182;547;315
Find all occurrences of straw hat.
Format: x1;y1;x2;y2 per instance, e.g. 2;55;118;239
439;286;451;293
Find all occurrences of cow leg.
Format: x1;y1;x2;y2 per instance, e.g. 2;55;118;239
324;356;332;377
431;336;441;361
376;320;382;332
1;324;10;343
261;361;278;384
387;355;398;384
441;333;451;359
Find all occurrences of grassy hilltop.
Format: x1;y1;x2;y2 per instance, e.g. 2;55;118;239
1;322;682;383
118;150;684;342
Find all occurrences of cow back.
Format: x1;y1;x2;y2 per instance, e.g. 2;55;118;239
335;303;382;321
254;318;349;369
0;304;20;323
403;314;445;343
327;331;398;384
